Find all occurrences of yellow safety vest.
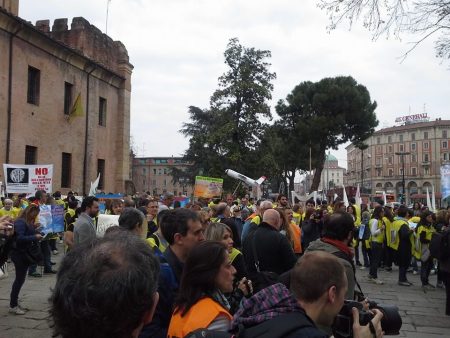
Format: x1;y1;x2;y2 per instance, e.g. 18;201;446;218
383;217;393;245
370;218;384;243
415;224;436;259
389;219;408;251
230;247;241;263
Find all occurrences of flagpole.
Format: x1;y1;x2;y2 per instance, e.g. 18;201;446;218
106;0;111;34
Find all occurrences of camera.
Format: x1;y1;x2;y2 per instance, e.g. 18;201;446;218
332;300;402;338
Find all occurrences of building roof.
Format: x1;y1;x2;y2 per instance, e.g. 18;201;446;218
325;153;338;162
373;119;450;135
0;7;127;79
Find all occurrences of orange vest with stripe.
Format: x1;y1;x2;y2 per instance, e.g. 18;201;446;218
168;297;232;338
289;222;302;254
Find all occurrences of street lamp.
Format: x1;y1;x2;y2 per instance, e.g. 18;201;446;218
395;151;411;204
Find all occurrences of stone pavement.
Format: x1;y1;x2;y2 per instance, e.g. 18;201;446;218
0;243;449;338
355;266;449;338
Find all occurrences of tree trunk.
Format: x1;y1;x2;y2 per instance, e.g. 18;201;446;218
310;150;326;192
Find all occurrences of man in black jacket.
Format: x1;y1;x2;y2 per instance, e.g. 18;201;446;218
139;208;205;338
243;209;297;277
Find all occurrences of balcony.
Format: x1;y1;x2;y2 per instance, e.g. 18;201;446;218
421;161;430;166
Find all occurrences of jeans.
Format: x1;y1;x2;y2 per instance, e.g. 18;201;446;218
10;253;29;308
369;242;383;279
28;240;52;274
442;272;450;315
421;257;433;286
354;239;361;264
361;242;371;267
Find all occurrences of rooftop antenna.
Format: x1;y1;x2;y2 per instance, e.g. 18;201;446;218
106;0;111;35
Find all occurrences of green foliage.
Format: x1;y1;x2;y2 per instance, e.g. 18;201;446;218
180;38;276;191
276;76;378;192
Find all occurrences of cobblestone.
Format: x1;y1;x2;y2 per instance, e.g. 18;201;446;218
0;243;448;337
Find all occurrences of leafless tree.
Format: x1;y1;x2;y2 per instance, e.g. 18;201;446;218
318;0;450;61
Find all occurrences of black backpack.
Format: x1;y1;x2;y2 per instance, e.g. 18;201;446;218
430;230;450;261
185;312;315;338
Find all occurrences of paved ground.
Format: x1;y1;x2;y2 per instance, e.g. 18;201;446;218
0;244;448;338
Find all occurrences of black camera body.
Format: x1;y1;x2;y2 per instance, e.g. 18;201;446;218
332;300;402;338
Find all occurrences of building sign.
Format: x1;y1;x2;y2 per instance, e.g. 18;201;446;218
441;164;450;200
395;113;429;124
3;164;53;194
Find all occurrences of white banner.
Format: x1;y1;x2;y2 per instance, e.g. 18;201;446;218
3;164;53;194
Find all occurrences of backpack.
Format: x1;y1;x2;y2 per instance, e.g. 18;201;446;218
430;231;450;261
185;312;315;338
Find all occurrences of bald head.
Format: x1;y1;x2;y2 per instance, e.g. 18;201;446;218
263;209;280;230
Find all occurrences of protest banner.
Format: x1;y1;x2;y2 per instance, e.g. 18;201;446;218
96;214;120;237
193;176;223;198
38;204;65;235
3;164;53;194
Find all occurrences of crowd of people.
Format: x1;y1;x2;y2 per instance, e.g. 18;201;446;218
0;190;449;338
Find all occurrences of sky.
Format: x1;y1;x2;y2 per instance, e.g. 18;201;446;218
21;0;450;175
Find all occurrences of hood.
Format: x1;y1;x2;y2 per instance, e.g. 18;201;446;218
231;283;300;330
306;238;340;255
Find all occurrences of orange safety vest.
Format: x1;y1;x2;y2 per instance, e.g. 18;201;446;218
168;297;232;338
289;222;302;254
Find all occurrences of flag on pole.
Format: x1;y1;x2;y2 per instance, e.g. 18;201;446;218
431;184;436;212
426;187;431;209
382;191;387;206
355;184;361;207
89;173;101;196
68;93;84;122
342;185;349;207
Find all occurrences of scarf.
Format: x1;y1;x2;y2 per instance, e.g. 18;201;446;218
321;237;354;258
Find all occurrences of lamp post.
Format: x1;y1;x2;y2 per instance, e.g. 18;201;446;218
395;151;411;204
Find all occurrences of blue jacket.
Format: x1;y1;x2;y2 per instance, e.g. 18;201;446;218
13;219;38;251
138;246;183;338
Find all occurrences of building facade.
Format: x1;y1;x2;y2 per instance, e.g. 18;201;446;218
132;157;194;197
0;0;133;195
346;119;450;204
317;153;347;192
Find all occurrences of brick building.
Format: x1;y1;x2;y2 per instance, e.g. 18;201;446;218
132;157;194;197
0;0;133;194
346;118;450;205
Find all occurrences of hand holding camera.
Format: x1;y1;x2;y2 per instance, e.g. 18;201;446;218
352;307;384;338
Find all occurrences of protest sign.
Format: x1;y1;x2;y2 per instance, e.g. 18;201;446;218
96;214;120;237
38;204;65;235
3;164;53;194
193;176;223;198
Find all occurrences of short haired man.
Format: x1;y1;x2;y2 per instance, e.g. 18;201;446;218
306;211;357;300
243;209;297;291
139;208;205;338
277;194;289;208
241;199;273;241
233;252;383;338
73;196;99;246
51;231;159;338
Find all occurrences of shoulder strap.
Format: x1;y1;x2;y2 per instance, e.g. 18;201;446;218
238;312;314;338
249;229;261;272
331;250;365;299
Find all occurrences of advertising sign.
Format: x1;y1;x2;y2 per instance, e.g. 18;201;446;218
193;176;223;198
441;164;450;200
3;164;53;193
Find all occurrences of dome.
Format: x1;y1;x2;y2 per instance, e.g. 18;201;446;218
325;153;338;162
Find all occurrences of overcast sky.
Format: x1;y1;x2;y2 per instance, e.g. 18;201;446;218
22;0;450;174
